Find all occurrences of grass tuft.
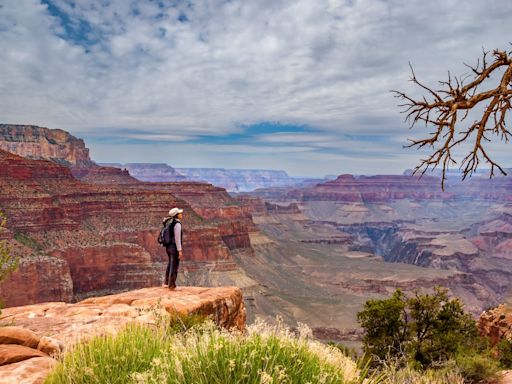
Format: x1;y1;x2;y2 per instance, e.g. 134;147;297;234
45;316;359;384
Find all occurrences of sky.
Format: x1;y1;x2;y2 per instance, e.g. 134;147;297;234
0;0;511;177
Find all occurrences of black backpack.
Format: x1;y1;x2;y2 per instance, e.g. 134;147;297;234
158;219;178;247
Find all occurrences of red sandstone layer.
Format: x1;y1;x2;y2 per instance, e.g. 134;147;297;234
0;150;254;306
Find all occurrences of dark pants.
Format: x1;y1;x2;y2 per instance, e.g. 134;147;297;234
165;245;180;288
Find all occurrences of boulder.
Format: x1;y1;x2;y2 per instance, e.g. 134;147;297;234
0;356;55;384
37;336;64;356
0;326;40;348
0;345;47;366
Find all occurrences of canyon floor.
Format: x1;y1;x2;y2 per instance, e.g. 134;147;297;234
231;194;512;343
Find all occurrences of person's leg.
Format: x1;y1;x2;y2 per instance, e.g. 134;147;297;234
169;246;179;288
164;247;171;287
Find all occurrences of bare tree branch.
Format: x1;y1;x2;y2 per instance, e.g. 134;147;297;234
392;49;512;190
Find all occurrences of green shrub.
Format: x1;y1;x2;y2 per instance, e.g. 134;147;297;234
378;362;465;384
358;287;480;369
13;232;43;252
45;318;360;384
497;339;512;368
0;211;19;316
357;289;408;363
455;349;500;384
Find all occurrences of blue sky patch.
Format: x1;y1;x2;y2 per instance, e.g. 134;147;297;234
42;0;100;48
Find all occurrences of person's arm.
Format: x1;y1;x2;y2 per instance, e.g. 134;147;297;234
174;222;182;257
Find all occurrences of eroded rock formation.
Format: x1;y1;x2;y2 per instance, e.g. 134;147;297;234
478;304;512;345
0;124;94;167
245;172;512;318
175;167;313;192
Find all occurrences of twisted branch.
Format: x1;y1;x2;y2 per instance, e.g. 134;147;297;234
392;48;512;190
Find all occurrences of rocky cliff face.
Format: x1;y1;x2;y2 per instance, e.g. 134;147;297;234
70;165;141;184
0;124;95;167
0;149;255;307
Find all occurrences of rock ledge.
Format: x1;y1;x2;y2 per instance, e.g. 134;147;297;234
0;286;246;384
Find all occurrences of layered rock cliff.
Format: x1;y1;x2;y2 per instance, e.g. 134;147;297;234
245;172;512;316
284;174;451;202
0;149;255;306
0;124;95;167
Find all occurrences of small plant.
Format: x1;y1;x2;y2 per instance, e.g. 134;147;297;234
13;232;43;252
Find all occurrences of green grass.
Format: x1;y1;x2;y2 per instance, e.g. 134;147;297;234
376;363;465;384
13;232;43;252
45;314;478;384
45;317;360;384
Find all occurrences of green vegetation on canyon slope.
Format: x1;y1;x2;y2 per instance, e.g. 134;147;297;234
0;211;18;315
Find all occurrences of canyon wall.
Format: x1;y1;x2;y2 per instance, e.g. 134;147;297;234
0;124;94;167
245;172;512;316
99;163;311;192
0;149;255;307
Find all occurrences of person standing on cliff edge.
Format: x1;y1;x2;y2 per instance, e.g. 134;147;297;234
162;207;183;290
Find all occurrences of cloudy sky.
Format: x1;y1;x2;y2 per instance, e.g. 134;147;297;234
1;0;511;176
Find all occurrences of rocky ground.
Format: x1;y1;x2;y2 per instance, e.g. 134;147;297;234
0;286;245;384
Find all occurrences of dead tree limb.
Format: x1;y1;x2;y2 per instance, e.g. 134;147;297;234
392;49;512;190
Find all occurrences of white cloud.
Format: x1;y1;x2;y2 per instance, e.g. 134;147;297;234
1;0;511;175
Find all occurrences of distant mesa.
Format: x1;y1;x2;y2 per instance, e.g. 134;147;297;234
0;124;95;168
99;164;323;193
175;168;321;192
99;162;187;182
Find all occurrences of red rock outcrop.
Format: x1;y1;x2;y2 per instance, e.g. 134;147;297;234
70;165;140;184
478;304;512;345
0;286;246;384
0;124;94;167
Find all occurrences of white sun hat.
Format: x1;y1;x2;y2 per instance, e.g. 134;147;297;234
168;207;183;217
